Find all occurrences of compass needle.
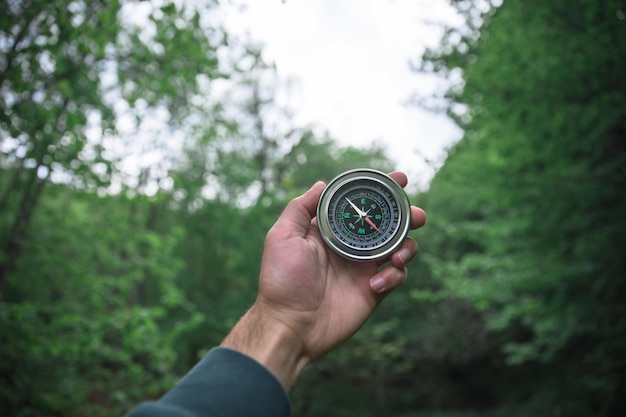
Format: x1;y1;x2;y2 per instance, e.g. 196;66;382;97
345;197;365;217
364;216;382;234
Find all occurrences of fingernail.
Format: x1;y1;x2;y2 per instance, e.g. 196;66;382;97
397;248;412;265
370;277;386;293
311;181;325;190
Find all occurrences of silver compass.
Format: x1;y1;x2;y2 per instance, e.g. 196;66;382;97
316;169;411;262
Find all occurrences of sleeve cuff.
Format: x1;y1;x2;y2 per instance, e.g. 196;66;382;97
127;347;291;417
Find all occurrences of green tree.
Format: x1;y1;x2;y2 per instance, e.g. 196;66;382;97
413;0;626;415
0;185;194;416
0;0;258;415
0;0;228;293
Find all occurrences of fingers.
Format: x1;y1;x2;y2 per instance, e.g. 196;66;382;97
390;237;418;269
369;264;408;294
411;206;427;230
388;171;408;188
370;236;418;293
387;171;426;230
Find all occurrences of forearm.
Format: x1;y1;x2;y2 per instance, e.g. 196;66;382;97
220;304;310;391
125;347;291;417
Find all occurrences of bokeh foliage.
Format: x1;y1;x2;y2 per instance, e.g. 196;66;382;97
1;0;625;417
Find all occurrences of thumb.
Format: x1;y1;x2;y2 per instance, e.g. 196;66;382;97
277;181;326;236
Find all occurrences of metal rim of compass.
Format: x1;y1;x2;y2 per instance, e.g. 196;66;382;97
316;168;411;262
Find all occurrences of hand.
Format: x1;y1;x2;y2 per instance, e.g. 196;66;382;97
221;172;427;390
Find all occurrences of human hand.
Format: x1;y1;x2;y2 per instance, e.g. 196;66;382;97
221;172;427;390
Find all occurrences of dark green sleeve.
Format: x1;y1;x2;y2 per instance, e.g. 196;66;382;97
124;347;291;417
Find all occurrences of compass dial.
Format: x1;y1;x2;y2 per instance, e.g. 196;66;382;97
317;169;411;261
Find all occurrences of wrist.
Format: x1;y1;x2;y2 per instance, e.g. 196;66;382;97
220;304;310;391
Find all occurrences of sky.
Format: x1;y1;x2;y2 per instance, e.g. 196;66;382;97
222;0;463;189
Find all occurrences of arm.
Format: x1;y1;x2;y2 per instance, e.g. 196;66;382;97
222;172;427;390
126;172;427;415
125;348;290;417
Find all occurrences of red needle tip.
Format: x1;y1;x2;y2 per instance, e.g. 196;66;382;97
364;216;382;234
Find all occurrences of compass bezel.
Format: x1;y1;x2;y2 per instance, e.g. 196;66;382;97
316;168;411;262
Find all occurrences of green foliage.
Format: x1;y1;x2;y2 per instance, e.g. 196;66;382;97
413;0;626;415
280;131;395;195
1;0;242;414
1;186;188;416
3;0;625;416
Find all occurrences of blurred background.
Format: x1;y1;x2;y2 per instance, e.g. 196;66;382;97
1;0;624;416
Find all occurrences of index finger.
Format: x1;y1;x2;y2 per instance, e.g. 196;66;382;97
387;172;426;229
411;206;427;230
388;171;408;188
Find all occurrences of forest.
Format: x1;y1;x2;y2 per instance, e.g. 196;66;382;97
1;0;625;416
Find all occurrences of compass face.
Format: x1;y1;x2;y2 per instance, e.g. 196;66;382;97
316;169;411;261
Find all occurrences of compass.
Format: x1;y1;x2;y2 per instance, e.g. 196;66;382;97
316;168;411;262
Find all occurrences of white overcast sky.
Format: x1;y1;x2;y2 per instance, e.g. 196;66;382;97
222;0;464;189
